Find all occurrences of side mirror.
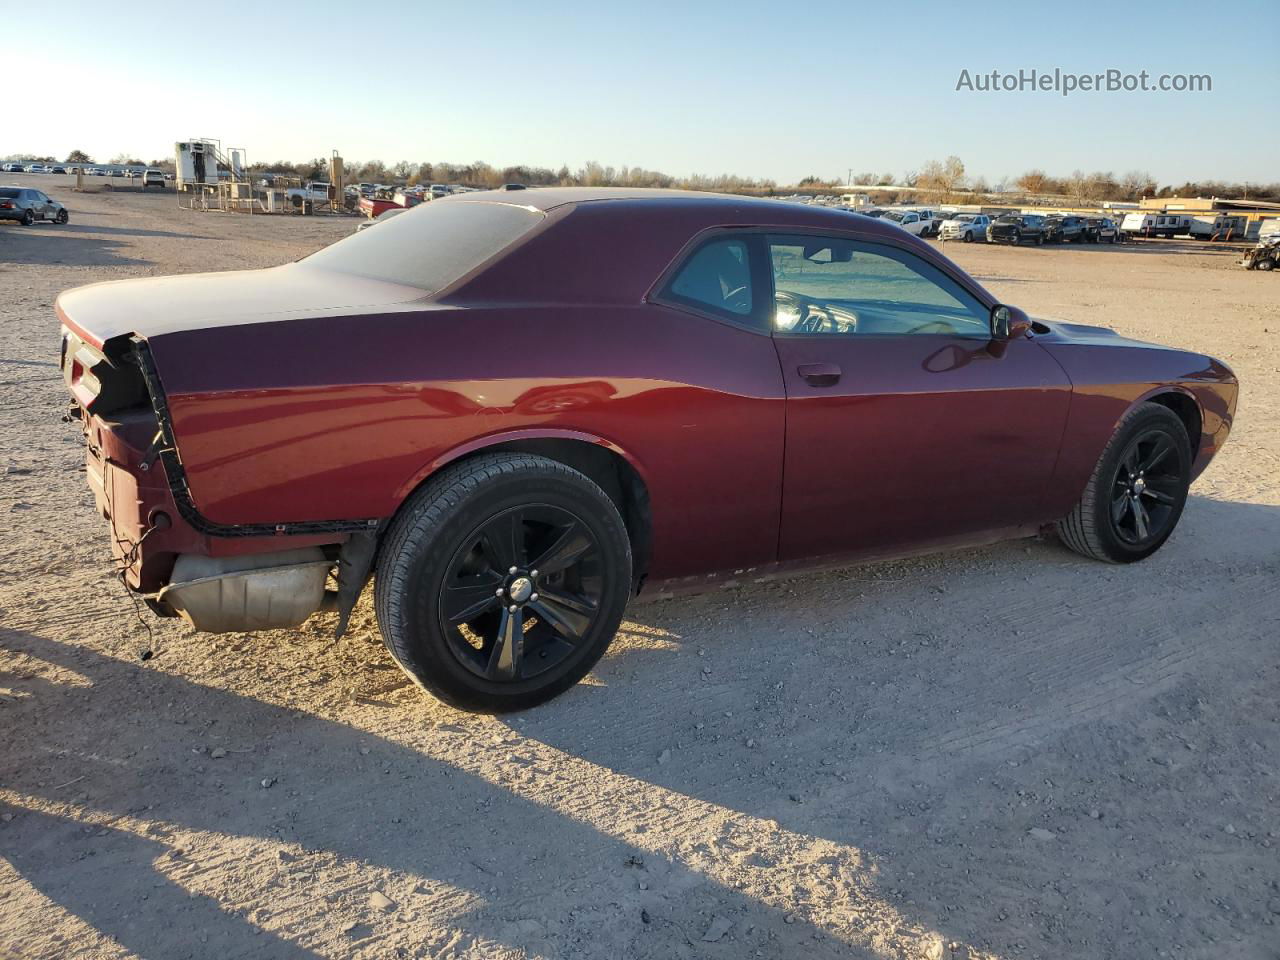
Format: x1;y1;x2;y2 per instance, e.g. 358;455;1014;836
990;304;1031;341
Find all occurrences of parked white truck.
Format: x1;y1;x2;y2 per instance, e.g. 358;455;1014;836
881;209;930;236
938;213;991;242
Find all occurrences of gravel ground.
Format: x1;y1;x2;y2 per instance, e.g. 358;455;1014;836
1;178;1278;960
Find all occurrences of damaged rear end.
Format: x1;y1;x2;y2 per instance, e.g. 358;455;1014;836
59;312;372;635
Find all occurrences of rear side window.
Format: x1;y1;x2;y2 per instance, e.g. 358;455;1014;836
664;237;754;319
0;189;17;198
300;199;544;293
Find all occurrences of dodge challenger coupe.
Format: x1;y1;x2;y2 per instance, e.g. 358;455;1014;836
57;188;1237;711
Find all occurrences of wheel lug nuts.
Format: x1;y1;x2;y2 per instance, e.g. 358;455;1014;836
496;587;504;596
530;592;538;602
508;604;518;613
530;569;539;578
508;566;518;575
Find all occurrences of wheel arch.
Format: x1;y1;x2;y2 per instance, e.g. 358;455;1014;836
390;430;653;592
1132;386;1203;461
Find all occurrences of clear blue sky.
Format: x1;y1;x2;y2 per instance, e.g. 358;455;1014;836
13;0;1277;186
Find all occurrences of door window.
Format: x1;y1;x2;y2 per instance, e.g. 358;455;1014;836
768;236;989;337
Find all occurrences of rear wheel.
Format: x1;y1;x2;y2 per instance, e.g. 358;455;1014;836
20;209;33;226
374;453;632;712
1257;258;1275;271
1056;403;1192;563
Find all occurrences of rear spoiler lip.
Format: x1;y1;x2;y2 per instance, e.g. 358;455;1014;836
56;300;109;350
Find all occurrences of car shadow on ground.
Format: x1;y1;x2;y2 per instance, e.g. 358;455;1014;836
0;228;149;269
3;496;1276;958
54;223;217;241
516;494;1280;955
0;630;962;959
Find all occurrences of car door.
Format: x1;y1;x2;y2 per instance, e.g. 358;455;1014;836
767;232;1072;562
644;232;787;578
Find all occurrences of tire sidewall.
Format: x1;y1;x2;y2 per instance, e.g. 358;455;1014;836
380;462;631;710
1089;406;1192;562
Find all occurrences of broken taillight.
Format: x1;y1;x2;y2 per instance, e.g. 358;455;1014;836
60;330;150;415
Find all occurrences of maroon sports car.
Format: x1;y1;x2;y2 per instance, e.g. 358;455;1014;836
58;188;1237;710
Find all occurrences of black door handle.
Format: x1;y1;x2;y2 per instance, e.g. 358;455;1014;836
797;362;841;386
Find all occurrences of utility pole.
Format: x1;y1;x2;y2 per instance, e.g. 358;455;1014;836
847;167;853;187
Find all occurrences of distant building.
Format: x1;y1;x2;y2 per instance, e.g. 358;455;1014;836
1140;195;1280;214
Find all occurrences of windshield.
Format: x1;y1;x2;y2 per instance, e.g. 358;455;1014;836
883;211;905;222
950;214;975;223
300;199;544;293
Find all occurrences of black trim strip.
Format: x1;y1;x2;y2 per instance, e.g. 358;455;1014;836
131;338;379;539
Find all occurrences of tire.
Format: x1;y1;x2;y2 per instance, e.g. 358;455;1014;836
1056;402;1192;563
55;209;68;224
962;231;973;243
1036;234;1044;245
374;452;633;712
1257;258;1275;271
20;209;33;226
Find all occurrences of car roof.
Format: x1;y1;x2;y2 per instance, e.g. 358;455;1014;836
441;186;909;241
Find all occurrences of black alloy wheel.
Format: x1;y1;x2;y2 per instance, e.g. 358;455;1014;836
1057;402;1192;563
375;452;632;712
438;505;605;683
1107;427;1185;546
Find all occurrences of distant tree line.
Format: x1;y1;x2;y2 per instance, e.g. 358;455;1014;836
4;149;1276;204
273;158;782;194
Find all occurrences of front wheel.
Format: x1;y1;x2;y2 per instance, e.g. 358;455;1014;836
962;231;973;243
374;452;632;712
55;209;68;224
1257;258;1275;271
1056;403;1192;563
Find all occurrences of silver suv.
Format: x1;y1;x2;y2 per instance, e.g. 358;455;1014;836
0;186;69;225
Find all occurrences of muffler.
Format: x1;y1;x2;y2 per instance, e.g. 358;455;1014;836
156;548;332;633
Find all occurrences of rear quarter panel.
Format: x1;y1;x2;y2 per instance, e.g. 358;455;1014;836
147;303;786;581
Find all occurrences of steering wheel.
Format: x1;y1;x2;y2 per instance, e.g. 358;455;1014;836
775;291;855;334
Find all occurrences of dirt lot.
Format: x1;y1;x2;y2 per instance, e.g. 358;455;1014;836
1;178;1278;960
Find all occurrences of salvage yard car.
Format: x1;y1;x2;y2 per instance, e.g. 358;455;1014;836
1044;215;1087;244
987;213;1047;245
57;188;1238;711
881;209;929;235
0;186;69;225
1083;217;1121;243
938;213;990;242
